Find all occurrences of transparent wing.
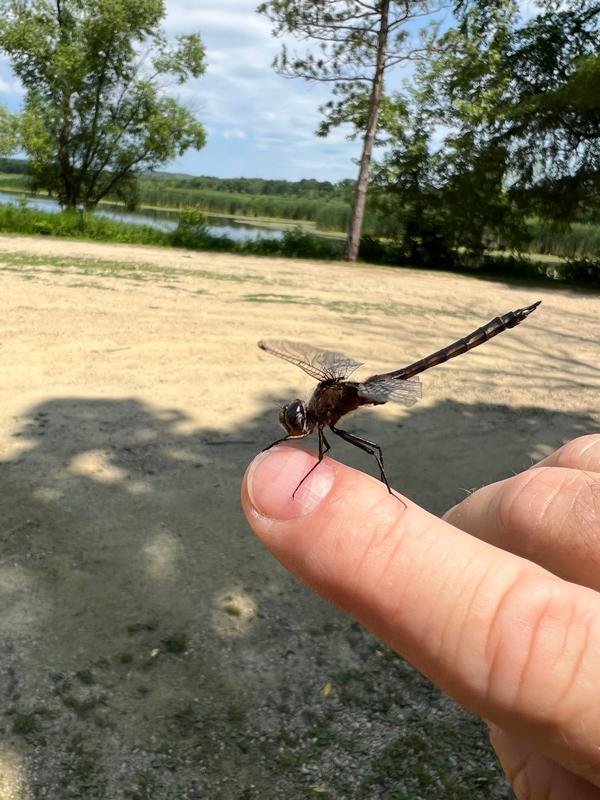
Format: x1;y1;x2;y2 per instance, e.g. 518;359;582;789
357;376;422;407
258;339;363;381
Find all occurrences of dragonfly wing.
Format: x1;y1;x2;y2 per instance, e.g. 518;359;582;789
258;340;363;381
358;376;422;407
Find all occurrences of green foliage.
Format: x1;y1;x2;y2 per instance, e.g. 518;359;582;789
258;1;444;260
0;107;20;156
161;634;188;654
0;0;206;208
134;177;386;233
372;1;600;262
170;205;208;248
0;172;31;192
13;713;38;735
273;229;343;259
431;1;600;220
141;173;343;198
372;103;529;266
0;201;168;244
476;253;600;286
525;219;600;260
257;1;439;137
0;160;385;233
142;184;338;224
360;712;499;799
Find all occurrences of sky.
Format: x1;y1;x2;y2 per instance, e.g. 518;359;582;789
0;1;537;183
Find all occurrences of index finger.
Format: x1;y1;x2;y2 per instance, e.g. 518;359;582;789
242;446;600;787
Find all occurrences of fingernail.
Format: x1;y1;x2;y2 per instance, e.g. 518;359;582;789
246;446;335;520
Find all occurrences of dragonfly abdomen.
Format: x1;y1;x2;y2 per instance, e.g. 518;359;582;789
379;301;541;381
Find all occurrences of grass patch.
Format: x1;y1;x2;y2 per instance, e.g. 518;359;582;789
360;714;499;799
61;735;107;798
52;674;106;718
161;634;187;654
13;713;38;735
75;669;96;686
0;251;264;285
243;292;307;305
171;703;206;736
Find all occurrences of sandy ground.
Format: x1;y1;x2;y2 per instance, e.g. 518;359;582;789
0;235;598;799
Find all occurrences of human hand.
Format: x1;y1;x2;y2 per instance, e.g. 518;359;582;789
241;435;600;799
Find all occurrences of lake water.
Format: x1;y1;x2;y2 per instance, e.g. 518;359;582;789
0;191;286;242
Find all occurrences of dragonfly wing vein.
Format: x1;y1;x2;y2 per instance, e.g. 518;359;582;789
258;339;363;380
358;376;422;406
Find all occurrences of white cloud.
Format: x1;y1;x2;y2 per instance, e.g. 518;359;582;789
221;129;247;140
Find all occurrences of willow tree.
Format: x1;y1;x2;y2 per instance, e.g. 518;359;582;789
258;0;442;261
0;0;206;209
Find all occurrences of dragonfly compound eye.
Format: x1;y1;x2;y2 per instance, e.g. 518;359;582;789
279;400;307;435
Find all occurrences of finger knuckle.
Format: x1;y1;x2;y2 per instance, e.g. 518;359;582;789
498;468;556;538
485;568;595;725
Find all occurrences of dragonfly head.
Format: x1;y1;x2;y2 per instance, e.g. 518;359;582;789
279;399;311;436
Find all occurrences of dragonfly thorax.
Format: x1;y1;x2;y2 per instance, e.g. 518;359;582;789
279;399;313;436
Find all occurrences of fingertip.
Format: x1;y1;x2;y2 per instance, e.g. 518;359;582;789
243;445;336;521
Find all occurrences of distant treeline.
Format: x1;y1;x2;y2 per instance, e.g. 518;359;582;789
146;172;354;198
0;158;31;175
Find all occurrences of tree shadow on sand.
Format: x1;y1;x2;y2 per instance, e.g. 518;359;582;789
0;394;596;799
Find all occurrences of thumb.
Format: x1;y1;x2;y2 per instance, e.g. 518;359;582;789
242;445;600;787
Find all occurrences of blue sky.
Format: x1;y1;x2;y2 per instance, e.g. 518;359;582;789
0;1;537;182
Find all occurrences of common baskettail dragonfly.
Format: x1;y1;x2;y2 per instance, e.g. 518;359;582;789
259;301;541;500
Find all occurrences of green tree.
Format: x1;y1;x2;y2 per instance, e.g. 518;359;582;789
0;0;206;209
373;2;522;262
0;107;20;156
375;0;600;264
373;101;528;265
257;0;443;262
429;0;600;222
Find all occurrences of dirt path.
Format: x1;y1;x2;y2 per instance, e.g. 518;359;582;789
0;236;598;799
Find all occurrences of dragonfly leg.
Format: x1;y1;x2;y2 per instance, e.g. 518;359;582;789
262;434;304;452
330;425;405;506
292;427;331;499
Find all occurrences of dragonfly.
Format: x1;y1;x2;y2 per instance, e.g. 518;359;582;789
259;300;541;500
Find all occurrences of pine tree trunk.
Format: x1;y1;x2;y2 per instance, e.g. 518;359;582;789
344;0;389;262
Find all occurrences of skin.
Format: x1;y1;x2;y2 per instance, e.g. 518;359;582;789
241;434;600;799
